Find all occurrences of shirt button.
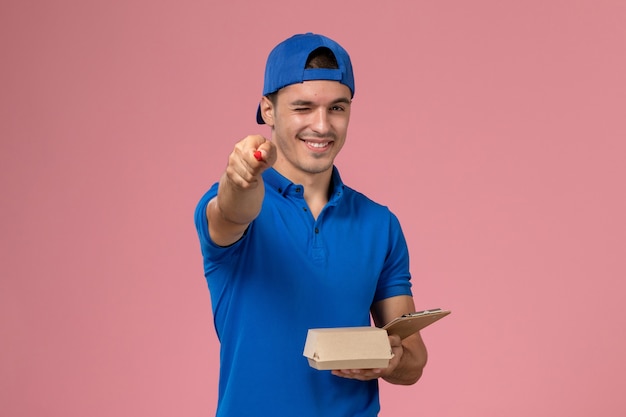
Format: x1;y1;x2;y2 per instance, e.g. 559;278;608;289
314;228;319;234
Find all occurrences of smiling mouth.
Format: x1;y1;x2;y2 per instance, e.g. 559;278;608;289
306;141;330;148
301;139;333;152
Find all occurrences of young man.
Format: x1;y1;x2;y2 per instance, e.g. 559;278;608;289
195;33;427;417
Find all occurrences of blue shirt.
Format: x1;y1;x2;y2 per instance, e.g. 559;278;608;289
194;167;412;417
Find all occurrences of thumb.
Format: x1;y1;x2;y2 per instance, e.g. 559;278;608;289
253;141;277;166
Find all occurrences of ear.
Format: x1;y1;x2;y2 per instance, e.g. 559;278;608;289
259;96;275;126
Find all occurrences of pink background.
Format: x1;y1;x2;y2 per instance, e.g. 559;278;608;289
2;1;625;416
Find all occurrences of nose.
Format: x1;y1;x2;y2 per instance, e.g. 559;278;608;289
310;107;330;134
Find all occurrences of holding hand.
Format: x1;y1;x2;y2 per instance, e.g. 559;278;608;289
207;134;277;247
331;334;404;381
225;134;276;190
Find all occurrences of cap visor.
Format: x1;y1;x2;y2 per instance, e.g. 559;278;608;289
256;104;265;124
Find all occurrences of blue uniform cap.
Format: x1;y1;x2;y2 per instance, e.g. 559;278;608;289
256;33;355;124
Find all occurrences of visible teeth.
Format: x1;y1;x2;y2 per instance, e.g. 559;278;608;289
307;141;328;148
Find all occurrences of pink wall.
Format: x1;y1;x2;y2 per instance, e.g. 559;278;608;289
2;1;625;416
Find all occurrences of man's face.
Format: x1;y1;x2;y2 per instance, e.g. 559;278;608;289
263;80;352;181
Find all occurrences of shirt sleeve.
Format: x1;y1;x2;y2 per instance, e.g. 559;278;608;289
372;211;413;302
194;183;217;249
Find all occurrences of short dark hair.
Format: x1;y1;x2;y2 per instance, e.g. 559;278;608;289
305;47;339;69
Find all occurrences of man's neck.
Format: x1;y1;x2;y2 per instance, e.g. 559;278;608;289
273;163;333;220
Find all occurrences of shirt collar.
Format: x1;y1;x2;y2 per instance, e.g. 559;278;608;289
262;167;345;202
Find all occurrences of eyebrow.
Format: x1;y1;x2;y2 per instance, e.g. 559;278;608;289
290;98;352;106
